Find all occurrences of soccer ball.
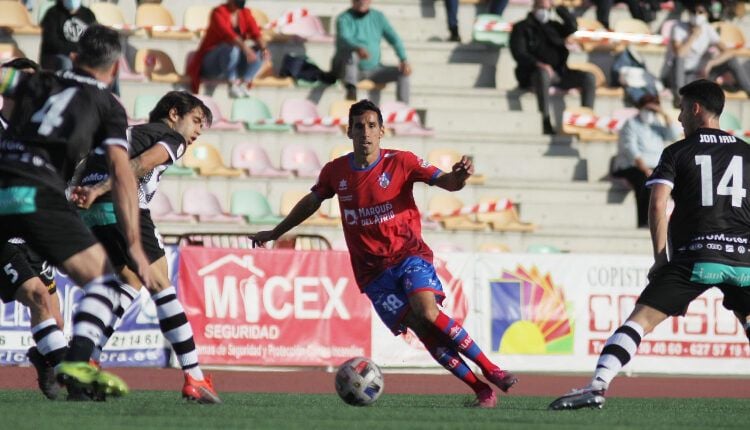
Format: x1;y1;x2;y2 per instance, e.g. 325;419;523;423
334;357;384;406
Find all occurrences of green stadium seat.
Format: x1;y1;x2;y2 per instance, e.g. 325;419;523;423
133;94;161;121
720;111;742;132
231;98;292;132
472;14;509;46
230;190;283;224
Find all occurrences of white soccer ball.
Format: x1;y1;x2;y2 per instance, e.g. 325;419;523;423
334;357;385;406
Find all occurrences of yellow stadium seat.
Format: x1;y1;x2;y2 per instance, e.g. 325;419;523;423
427;148;485;185
135;3;192;39
475;197;536;232
0;1;41;34
133;48;188;84
183;142;243;177
428;195;487;231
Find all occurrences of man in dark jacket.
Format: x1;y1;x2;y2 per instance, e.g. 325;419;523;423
509;0;596;134
40;0;97;71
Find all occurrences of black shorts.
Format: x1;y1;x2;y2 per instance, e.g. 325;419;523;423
0;242;57;302
89;209;165;271
638;262;750;316
0;180;98;267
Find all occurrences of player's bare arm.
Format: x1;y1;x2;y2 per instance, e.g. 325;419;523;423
71;145;171;209
433;155;474;191
106;145;152;287
252;192;322;246
648;183;671;277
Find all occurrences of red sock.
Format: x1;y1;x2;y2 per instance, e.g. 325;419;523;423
433;311;500;375
419;331;488;394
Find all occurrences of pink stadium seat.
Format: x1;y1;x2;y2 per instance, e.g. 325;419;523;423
379;101;434;137
182;187;244;223
196;95;244;131
277;14;333;43
280;143;322;178
118;56;146;82
150;190;193;222
279;98;339;134
231;142;290;177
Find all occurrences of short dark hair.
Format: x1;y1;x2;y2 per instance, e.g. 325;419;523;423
679;79;724;116
1;58;40;72
149;91;213;127
348;99;383;127
76;25;122;70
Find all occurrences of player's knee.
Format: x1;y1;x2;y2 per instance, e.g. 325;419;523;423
15;279;49;312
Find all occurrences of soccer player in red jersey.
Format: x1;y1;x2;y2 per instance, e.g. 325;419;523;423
253;100;517;407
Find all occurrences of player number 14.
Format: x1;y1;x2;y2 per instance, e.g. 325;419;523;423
695;155;746;207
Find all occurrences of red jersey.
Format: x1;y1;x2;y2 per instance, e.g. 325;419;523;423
311;149;442;289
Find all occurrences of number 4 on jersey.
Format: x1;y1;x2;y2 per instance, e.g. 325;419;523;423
695;155;747;207
30;87;78;136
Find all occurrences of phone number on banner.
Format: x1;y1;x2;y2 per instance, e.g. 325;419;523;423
589;339;750;358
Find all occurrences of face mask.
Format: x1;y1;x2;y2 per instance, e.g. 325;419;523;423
234;0;246;9
690;13;707;26
639;110;656;124
63;0;81;11
534;9;551;23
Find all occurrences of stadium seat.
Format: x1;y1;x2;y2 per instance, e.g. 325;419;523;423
612;18;663;53
183;4;212;37
475;197;536;232
183;142;243;177
230;190;283;224
230;98;292;132
0;44;25;62
231;142;290;177
133;94;161;121
427;195;487;231
527;244;563;253
427;148;485;185
478;242;512;253
379;101;434;137
568;62;624;97
713;22;750;56
150;190;193;222
250;8;275;42
562;106;617;141
472;14;510;46
196;95;244;131
182;187;244;223
118;56;146;82
720;111;742;132
280;143;322;178
0;1;41;34
329;143;351;160
329;99;355;133
135;3;192;39
279;99;340;134
575;17;606;52
162;162;195;177
274;9;333;43
134;49;188;84
280;191;338;226
90;2;131;30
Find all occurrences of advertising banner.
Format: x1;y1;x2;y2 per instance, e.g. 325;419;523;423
177;247;371;366
0;271;168;367
477;254;750;375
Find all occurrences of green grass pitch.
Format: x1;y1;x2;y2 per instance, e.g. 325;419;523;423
0;390;747;430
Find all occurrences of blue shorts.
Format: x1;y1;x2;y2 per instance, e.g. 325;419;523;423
364;256;445;335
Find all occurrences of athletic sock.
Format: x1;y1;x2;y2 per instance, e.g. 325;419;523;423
419;331;488;394
591;320;644;390
90;283;139;363
31;318;67;365
152;286;203;380
433;311;499;375
65;274;122;362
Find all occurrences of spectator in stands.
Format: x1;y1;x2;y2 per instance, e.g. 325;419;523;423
39;0;97;71
611;95;676;228
443;0;509;42
510;0;596;135
664;1;750;107
186;0;269;98
333;0;412;103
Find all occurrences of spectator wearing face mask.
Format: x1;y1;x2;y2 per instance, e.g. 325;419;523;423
611;95;677;228
664;0;750;106
39;0;97;71
509;0;596;135
186;0;269;98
